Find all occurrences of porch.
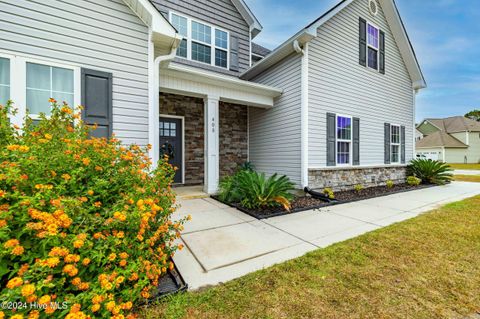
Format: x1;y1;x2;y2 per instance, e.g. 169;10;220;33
157;63;282;194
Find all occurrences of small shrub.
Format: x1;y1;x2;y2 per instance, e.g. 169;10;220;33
235;170;295;210
407;159;453;185
0;100;187;318
323;188;335;200
386;180;394;188
238;161;255;172
354;184;364;193
406;176;422;186
218;175;241;204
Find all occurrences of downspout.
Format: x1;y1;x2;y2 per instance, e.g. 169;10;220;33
148;31;180;168
295;40;309;188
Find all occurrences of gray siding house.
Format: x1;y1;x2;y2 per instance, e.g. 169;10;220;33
0;0;426;193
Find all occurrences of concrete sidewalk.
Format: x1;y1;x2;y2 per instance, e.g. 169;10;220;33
454;169;480;176
172;182;480;290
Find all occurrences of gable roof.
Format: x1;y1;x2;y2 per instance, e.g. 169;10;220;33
423;116;480;133
231;0;263;39
416;131;468;149
122;0;181;52
241;0;426;90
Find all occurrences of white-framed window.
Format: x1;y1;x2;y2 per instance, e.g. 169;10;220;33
367;22;379;70
390;124;401;163
0;56;10;106
169;12;229;69
336;115;353;165
26;62;75;118
0;50;81;126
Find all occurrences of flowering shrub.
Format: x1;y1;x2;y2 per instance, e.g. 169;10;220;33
0;100;187;318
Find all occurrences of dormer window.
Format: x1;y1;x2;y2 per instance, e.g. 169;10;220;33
170;12;229;69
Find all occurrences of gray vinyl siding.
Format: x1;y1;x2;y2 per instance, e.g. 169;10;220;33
0;0;150;146
249;53;302;187
152;0;250;76
308;0;414;167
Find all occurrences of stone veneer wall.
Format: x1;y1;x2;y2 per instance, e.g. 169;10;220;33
219;102;248;178
309;166;407;191
160;93;204;185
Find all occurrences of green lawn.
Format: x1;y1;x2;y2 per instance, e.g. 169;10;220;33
454;175;480;183
450;163;480;170
143;196;480;319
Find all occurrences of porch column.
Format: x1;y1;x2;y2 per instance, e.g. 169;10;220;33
204;95;220;194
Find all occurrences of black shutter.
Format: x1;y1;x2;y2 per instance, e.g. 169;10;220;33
230;35;239;72
359;18;367;66
379;30;386;74
401;125;406;164
384;123;391;164
353;117;360;165
327;113;336;166
81;68;113;138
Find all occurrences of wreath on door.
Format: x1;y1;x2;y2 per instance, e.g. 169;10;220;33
160;143;175;160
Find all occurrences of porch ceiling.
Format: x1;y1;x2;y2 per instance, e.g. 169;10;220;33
160;63;283;108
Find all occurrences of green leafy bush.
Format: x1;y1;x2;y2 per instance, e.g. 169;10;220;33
408;159;453;185
406;176;422;186
0;100;187;318
236;171;294;210
354;184;364;192
323;188;335;200
386;180;394;188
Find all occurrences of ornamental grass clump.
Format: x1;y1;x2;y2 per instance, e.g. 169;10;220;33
0;100;187;318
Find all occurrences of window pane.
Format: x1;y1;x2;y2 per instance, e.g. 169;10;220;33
368;24;379;48
0;57;10;86
171;14;188;36
0;58;10;105
27;89;51;115
215;29;228;49
192;21;211;44
52;67;74;93
192;42;211;64
391;145;400;163
337;116;351;140
177;39;187;58
52;92;74;107
215;49;227;68
27;63;51;90
368;47;378;70
337;141;350;164
0;86;9;106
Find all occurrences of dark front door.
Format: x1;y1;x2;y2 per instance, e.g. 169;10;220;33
160;117;183;184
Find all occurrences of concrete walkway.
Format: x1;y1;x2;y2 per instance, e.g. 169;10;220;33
172;182;480;290
454;169;480;176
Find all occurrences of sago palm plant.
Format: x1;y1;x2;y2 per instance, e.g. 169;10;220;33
408;159;453;185
235;170;294;210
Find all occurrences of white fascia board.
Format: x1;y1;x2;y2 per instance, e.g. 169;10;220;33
240;30;315;80
122;0;181;49
165;63;282;98
231;0;263;39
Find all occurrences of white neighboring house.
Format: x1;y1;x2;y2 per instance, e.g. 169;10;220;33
416;117;480;163
0;0;426;193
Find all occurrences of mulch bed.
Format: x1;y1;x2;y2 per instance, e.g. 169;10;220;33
213;183;436;220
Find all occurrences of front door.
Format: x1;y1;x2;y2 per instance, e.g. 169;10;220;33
160;117;183;184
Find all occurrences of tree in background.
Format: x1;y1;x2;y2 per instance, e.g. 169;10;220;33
465;110;480;121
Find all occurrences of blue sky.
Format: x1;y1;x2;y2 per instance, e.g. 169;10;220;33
244;0;480;122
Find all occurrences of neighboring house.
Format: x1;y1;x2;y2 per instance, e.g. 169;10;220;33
0;0;426;193
415;128;424;141
416;117;480;163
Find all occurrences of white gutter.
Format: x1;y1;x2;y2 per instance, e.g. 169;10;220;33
298;41;309;188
